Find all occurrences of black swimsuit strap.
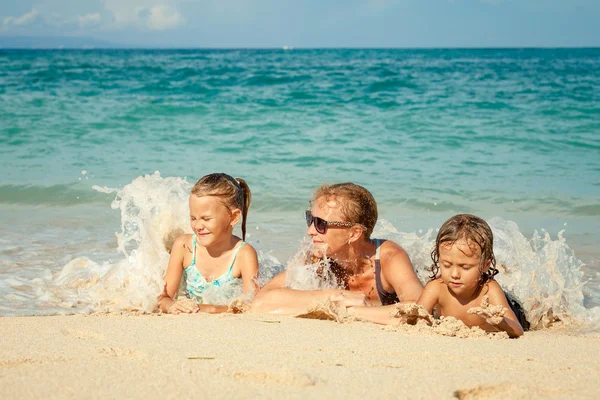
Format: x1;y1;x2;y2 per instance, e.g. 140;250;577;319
374;239;400;305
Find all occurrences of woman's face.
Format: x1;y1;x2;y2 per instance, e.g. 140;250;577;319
306;196;353;259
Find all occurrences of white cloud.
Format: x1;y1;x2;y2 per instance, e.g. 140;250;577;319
78;12;103;27
146;5;182;30
3;7;40;28
103;1;184;30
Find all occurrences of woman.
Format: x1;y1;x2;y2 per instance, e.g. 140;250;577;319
251;182;423;317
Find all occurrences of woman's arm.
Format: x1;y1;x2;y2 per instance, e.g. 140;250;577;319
346;280;438;325
158;235;199;314
250;271;343;315
381;242;424;303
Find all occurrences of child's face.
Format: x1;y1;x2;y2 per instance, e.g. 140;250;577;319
189;195;237;247
438;239;486;297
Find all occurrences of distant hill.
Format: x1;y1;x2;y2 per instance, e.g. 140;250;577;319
0;36;127;49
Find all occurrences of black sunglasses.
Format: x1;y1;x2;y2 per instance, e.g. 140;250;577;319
305;210;365;234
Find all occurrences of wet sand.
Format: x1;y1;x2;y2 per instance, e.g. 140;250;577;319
1;314;599;399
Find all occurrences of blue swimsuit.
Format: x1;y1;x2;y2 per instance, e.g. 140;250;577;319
183;234;245;303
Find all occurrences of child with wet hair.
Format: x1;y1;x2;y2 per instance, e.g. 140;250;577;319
158;173;259;314
408;214;527;337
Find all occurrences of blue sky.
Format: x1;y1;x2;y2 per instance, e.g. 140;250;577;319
1;0;599;47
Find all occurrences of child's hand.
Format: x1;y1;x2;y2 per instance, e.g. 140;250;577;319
228;297;250;314
330;291;369;308
167;298;200;314
390;303;432;325
468;295;507;326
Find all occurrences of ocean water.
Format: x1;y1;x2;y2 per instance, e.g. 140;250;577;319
0;49;599;329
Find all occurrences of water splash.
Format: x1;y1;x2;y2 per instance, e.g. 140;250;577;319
0;173;597;332
376;217;600;331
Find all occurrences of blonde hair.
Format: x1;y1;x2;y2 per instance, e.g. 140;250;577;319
191;173;251;240
312;182;377;240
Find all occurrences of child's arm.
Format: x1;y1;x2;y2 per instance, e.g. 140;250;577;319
416;280;441;315
236;244;259;294
250;271;346;315
158;235;199;314
470;282;524;338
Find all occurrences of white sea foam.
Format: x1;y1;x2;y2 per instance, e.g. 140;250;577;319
0;173;597;332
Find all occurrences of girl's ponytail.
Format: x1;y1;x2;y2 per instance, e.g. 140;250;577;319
236;178;251;240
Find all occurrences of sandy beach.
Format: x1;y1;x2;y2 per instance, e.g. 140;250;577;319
1;314;598;399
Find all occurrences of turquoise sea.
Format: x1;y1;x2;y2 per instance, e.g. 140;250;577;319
0;49;599;327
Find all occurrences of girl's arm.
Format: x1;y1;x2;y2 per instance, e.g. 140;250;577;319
250;271;344;315
158;235;199;314
416;280;441;314
479;282;525;338
236;244;260;294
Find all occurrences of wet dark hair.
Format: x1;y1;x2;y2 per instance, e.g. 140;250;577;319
191;173;251;240
429;214;498;283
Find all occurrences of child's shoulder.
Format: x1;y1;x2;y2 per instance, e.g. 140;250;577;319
424;278;445;292
237;239;258;258
172;233;194;252
425;278;445;287
483;279;505;298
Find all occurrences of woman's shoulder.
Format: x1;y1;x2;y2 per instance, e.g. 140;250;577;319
376;238;409;261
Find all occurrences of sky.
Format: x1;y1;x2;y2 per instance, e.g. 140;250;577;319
0;0;599;48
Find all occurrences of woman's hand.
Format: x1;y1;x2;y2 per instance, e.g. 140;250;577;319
167;298;200;314
330;290;369;308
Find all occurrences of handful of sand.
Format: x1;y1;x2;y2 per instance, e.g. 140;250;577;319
467;295;507;326
228;297;251;314
390;303;432;325
295;299;358;323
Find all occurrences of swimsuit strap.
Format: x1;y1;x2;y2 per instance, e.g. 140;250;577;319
374;239;400;305
228;241;246;272
189;234;198;266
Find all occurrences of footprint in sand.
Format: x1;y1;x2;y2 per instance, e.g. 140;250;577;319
97;347;144;358
454;383;570;399
225;370;319;387
0;357;50;367
61;328;106;341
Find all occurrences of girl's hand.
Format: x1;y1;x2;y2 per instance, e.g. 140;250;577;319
468;295;507;326
330;291;369;308
167;298;200;314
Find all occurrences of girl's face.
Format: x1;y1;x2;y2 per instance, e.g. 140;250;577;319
438;239;488;297
306;196;353;259
189;195;238;247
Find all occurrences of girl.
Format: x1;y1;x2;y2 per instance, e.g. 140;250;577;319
251;182;423;315
407;214;527;337
158;173;259;314
338;214;528;338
